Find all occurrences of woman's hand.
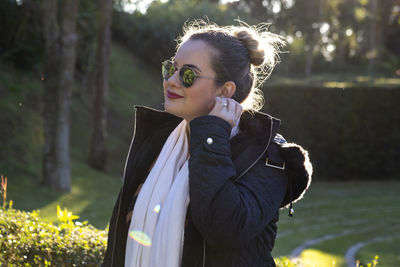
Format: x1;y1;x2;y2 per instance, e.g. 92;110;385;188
208;96;243;128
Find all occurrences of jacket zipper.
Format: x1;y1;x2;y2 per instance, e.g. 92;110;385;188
110;109;139;266
201;119;274;267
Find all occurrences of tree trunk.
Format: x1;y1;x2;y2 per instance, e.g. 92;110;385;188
88;0;113;170
367;0;378;76
305;44;314;77
42;0;79;192
304;0;325;77
337;29;346;71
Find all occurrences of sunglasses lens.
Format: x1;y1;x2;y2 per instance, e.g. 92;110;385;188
162;61;175;80
162;60;197;87
181;67;196;87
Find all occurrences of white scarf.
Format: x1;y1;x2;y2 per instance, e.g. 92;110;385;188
125;116;240;267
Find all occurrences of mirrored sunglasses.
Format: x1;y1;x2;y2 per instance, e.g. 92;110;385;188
161;60;221;88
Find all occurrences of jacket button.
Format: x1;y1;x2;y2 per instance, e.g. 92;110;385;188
206;137;213;145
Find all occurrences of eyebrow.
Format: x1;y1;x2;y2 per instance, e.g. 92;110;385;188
184;64;202;73
172;58;202;73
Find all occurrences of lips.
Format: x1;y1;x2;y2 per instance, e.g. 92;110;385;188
167;90;184;99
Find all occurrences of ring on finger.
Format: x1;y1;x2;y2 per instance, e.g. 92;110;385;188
222;101;228;107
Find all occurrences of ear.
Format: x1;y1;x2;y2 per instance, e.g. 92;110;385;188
219;81;236;98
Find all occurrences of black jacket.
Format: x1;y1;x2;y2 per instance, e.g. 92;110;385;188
102;105;312;267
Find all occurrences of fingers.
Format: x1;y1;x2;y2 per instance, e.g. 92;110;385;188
213;96;228;113
222;98;228;109
234;99;243;118
224;97;241;116
209;97;242;128
228;98;243;126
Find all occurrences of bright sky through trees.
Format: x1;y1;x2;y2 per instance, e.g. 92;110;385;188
122;0;168;14
121;0;295;14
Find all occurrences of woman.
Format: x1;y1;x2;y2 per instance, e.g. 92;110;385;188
102;20;312;267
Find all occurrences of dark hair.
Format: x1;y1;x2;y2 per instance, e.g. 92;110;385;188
177;20;285;111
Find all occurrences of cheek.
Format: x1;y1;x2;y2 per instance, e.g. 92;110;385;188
188;87;216;108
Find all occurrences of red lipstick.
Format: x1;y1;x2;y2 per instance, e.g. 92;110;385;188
167;90;184;99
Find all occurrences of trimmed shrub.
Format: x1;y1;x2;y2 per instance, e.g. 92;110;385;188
0;207;107;266
0;207;301;266
275;257;300;266
263;85;400;180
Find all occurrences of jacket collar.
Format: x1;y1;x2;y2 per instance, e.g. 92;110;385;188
232;110;281;180
132;105;281;180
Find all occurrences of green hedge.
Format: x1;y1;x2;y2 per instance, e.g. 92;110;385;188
0;207;301;267
262;86;400;180
0;207;107;266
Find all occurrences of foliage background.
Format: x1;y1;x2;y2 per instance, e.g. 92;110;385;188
1;0;399;181
0;0;399;266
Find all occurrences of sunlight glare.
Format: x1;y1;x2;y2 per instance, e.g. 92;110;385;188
320;23;330;34
345;28;353;36
298;249;344;267
327;44;335;53
122;0;168;14
286;35;293;44
220;0;240;4
153;204;161;213
272;2;281;13
129;230;152;247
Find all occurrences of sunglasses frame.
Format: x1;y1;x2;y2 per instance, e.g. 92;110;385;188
161;60;222;88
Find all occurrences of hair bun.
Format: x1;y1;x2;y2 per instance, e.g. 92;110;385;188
233;30;265;66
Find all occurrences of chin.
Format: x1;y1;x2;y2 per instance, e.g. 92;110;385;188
164;100;184;119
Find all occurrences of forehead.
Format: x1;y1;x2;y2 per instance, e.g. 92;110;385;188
174;40;215;72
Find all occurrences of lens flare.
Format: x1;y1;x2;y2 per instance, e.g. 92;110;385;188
153;204;161;213
129;230;152;247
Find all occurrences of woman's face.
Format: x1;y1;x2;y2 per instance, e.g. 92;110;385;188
163;40;221;123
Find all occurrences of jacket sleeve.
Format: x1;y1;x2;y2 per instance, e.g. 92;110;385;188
188;115;288;250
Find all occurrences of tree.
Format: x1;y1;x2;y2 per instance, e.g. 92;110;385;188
367;0;398;75
367;0;378;76
88;0;113;170
284;0;325;76
41;0;80;192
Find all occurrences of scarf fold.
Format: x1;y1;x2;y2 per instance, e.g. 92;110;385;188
125;115;240;267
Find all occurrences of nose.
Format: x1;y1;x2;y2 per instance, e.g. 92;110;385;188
164;69;181;89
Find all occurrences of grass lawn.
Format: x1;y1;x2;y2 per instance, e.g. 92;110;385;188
273;181;400;267
6;160;121;229
7;178;399;266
